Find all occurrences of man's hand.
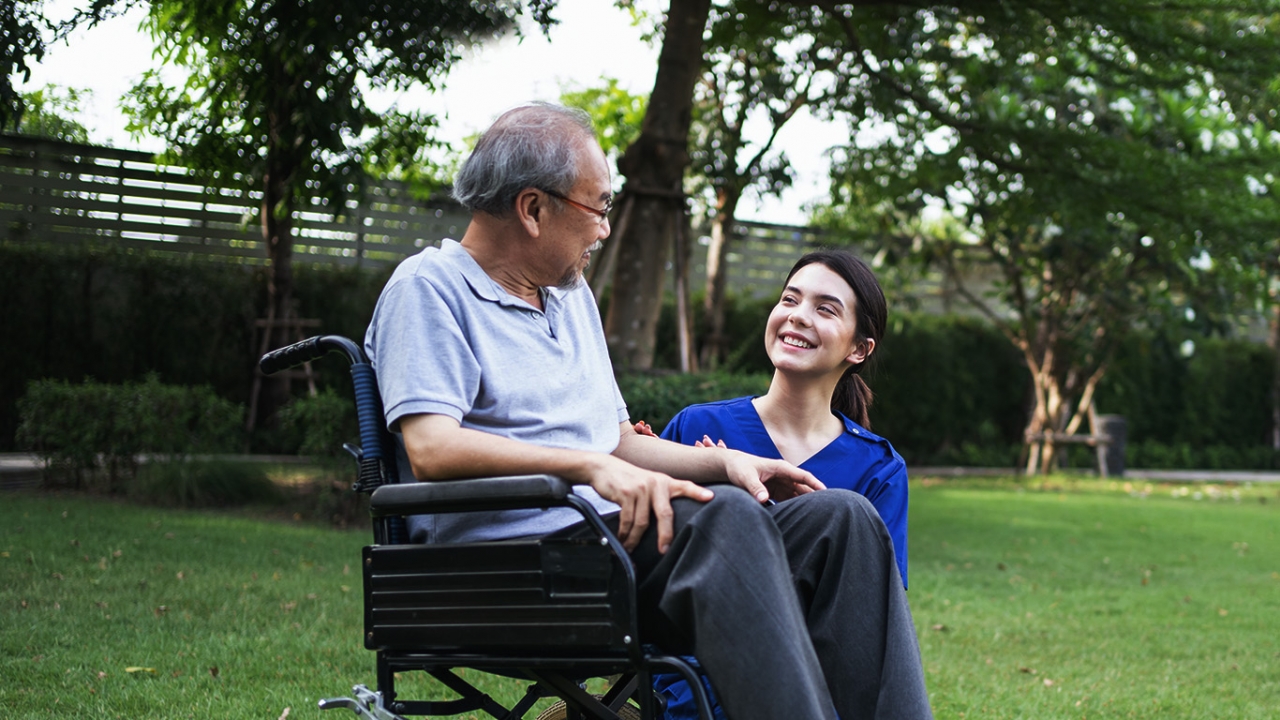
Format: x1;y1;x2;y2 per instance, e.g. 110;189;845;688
613;421;823;539
585;455;713;553
401;414;709;554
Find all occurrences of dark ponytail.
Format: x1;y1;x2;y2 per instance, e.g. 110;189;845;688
783;250;887;429
833;368;876;429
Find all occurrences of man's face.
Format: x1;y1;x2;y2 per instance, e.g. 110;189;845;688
546;141;612;289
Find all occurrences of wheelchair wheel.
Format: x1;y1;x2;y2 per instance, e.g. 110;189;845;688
534;696;642;720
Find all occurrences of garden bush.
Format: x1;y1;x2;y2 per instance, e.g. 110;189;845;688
0;241;390;450
616;371;771;434
129;458;281;507
16;375;244;490
653;300;1031;464
277;388;360;459
5;241;1274;468
649;295;1275;468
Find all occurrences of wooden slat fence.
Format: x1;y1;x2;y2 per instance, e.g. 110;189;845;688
1;133;993;310
0;133;470;267
702;219;830;297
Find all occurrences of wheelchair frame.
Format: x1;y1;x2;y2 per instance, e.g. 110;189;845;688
260;335;713;720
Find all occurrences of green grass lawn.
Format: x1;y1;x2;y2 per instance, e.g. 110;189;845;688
1;480;1277;719
910;478;1280;719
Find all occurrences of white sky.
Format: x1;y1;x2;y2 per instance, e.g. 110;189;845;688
19;0;847;225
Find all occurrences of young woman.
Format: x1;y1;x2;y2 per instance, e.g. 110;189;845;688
650;249;911;720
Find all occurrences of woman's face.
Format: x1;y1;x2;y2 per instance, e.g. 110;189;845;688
764;263;873;378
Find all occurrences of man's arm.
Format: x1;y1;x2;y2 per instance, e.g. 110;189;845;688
399;414;714;553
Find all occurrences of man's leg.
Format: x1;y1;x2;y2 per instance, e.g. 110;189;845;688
628;485;838;720
770;491;933;720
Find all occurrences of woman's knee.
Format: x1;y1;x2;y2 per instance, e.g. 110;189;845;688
678;484;775;533
783;489;888;536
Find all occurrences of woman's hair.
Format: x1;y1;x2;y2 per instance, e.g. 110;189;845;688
782;249;887;429
452;103;595;217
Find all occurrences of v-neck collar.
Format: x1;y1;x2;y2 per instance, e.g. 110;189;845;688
729;397;852;469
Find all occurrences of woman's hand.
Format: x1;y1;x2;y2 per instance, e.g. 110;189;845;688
720;448;825;503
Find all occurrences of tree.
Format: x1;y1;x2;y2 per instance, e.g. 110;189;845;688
560;78;648;303
9;84;91;142
563;78;649;163
120;1;519;329
815;3;1280;472
0;0;49;130
606;0;713;370
691;3;860;369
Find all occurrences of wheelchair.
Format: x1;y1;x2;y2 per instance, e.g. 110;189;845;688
260;335;713;720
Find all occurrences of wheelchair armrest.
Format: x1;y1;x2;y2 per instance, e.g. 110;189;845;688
368;475;574;517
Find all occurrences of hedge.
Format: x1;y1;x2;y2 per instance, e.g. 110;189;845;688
3;241;1275;468
0;241;389;450
16;375;244;489
648;295;1274;468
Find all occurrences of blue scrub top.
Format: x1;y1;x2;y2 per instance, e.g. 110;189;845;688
660;396;909;583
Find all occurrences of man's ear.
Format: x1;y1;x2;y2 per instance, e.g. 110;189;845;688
514;188;544;238
846;337;875;366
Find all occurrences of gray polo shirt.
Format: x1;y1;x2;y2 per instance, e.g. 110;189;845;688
364;239;626;542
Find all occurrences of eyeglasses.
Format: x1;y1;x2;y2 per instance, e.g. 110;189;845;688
541;188;613;223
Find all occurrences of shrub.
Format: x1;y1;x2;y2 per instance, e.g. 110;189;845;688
617;371;771;435
277;389;360;458
868;313;1030;464
0;241;390;451
0;242;258;451
1098;334;1274;449
931;442;1023;469
16;375;244;489
130;458;280;507
1125;441;1280;471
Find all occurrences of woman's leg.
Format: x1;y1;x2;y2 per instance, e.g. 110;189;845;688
769;491;933;720
628;486;839;720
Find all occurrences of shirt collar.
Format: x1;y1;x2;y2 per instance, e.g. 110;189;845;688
442;238;566;311
839;411;881;441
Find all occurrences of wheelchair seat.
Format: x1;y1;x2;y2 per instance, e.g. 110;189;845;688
261;335;712;720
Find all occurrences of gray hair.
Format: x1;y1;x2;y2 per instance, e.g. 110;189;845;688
452;103;597;217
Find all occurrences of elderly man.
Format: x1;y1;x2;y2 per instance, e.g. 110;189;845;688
364;103;931;720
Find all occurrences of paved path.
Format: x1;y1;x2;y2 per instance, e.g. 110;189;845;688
0;453;44;489
0;453;314;490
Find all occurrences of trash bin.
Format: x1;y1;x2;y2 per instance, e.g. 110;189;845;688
1097;415;1127;477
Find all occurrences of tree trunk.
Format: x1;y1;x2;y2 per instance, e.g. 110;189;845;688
249;84;301;431
672;200;697;372
587;193;633;304
1022;343;1109;474
264;159;295;330
606;0;712;370
1272;299;1280;450
1023;345;1069;475
699;187;739;369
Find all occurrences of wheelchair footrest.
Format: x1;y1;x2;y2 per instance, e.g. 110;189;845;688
319;685;407;720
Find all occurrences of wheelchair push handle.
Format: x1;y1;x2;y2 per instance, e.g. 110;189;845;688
260;335;364;374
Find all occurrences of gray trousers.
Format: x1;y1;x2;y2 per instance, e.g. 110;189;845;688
623;486;932;720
